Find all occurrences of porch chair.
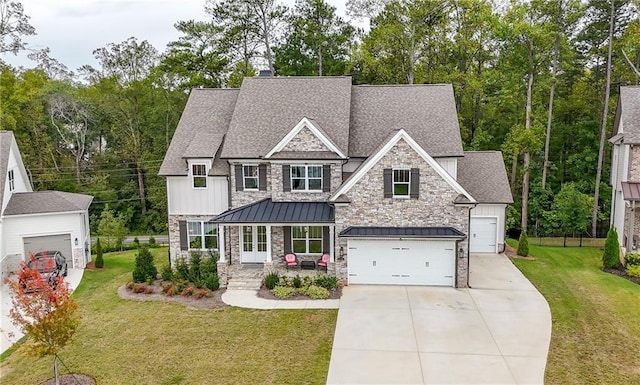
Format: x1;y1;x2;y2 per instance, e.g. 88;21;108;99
317;253;330;272
284;253;299;270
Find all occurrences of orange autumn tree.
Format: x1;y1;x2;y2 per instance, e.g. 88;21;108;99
4;254;80;385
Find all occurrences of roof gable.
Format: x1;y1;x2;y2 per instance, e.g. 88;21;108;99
330;129;475;202
613;86;640;143
457;151;513;204
265;117;346;159
1;131;32;213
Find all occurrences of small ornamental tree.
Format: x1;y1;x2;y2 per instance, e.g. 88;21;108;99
5;255;80;385
94;238;104;268
132;245;158;283
602;227;621;269
517;230;529;257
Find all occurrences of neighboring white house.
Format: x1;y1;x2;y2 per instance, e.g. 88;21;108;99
0;131;93;280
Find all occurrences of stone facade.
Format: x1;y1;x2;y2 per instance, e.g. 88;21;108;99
230;162;272;208
629;146;640;181
333;139;471;288
271;162;342;202
281;126;332;152
168;214;228;263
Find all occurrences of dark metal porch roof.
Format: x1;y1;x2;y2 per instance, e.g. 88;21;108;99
622;182;640;201
211;198;334;223
339;226;466;238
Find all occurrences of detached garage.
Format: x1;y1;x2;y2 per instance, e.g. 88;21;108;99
341;227;466;287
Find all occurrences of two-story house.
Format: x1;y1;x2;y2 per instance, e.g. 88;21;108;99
610;86;640;251
159;76;513;288
0;130;93;280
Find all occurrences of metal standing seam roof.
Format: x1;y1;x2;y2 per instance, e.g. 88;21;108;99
211;198;335;223
621;182;640;201
339;226;466;238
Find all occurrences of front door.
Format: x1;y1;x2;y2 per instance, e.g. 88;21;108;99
241;225;267;263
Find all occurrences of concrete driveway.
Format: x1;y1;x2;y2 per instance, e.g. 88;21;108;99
326;253;552;384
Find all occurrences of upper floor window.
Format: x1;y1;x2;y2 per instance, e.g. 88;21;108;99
188;221;217;250
291;165;322;191
292;226;323;254
8;169;15;191
243;165;259;190
192;164;207;188
393;169;410;197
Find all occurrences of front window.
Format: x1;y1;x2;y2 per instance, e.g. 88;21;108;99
243;165;258;189
292;226;323;254
393;169;410;197
192;164;207;188
188;221;217;250
8;169;15;191
291;165;322;191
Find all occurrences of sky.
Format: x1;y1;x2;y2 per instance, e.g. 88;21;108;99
2;0;354;73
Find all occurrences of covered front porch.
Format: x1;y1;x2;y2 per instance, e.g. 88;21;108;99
211;199;337;285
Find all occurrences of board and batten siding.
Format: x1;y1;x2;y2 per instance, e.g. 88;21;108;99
435;157;457;179
470;204;507;249
166;176;229;215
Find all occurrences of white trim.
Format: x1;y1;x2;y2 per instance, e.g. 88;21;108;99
392;168;411;198
242;164;259;190
218;225;226;262
290;164;323;192
1;210;89;219
330;129;476;203
191;163;208;189
265;117;347;159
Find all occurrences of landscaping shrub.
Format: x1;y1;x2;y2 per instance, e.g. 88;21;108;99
264;272;279;289
201;252;218;277
161;264;174;281
278;275;291;287
125;281;135;290
314;275;337;289
145;286;154;294
95;238;104;268
302;275;312;287
175;257;189;281
195;289;210;299
149;236;157;247
133;237;140;247
132;245;158;283
175;280;187;292
164;286;178;297
272;286;297;299
299;285;330;299
161;282;174;293
626;264;640;278
603;227;621;269
624;253;640;267
517;230;529;257
189;252;203;283
181;286;194;296
293;275;302;288
205;274;220;291
133;283;147;293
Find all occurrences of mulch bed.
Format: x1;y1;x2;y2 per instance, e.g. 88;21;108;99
603;268;640;285
257;286;342;300
117;281;228;309
41;374;95;385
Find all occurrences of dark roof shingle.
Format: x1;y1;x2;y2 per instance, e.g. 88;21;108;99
618;86;640;144
457;151;513;204
4;191;93;215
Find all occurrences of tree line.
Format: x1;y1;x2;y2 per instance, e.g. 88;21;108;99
0;0;638;237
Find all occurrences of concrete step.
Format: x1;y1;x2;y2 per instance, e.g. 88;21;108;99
227;278;263;290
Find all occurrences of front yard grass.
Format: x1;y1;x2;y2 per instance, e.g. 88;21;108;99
0;248;337;384
509;241;640;385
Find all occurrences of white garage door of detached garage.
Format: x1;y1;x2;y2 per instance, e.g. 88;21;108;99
469;217;497;253
347;239;456;286
24;234;73;267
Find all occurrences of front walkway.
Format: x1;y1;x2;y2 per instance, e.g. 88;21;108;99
326;253;552;385
1;268;85;354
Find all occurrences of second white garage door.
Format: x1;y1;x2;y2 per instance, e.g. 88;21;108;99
469;217;498;253
347;239;456;286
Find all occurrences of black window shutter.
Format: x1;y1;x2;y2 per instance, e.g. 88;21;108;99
410;168;420;199
258;164;267;191
323;164;331;192
383;168;393;198
322;226;330;253
282;165;291;192
179;221;188;251
284;226;292;253
235;164;243;191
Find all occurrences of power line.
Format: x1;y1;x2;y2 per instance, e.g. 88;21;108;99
26;159;165;171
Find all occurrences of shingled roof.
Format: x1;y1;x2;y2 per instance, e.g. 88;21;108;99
158;89;239;176
221;76;352;159
4;191;93;216
615;86;640;144
349;84;464;158
457;151;514;204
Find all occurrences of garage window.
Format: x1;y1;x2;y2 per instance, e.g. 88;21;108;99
292;226;323;254
187;221;217;250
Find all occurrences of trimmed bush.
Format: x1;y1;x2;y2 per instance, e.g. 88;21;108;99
160;264;174;281
148;236;157;248
205;274;220;291
626;264;640;278
201;253;218;277
132;245;158;283
299;285;330;299
264;272;279;290
189;252;203;283
272;286;297;299
624;253;640;267
94;238;104;268
175;257;189;281
314;275;337;289
293;275;302;288
603;227;621;269
278;275;291;287
133;237;140;246
517;230;529;257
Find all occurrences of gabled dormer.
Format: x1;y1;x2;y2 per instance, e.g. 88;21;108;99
1;131;32;215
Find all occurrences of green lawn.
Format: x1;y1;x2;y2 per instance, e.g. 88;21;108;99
509;241;640;385
0;249;337;384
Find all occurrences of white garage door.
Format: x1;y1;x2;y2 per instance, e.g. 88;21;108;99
469;217;497;253
347;239;455;286
24;234;73;267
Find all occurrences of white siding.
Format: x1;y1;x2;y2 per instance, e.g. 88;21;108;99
470;204;507;251
435;157;457;179
2;211;89;268
3;138;32;213
167;176;229;215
